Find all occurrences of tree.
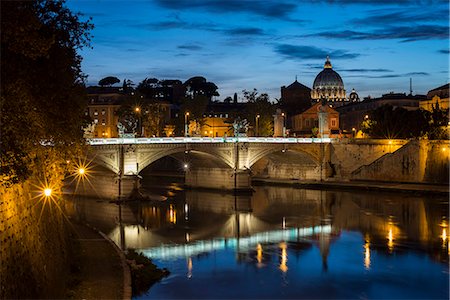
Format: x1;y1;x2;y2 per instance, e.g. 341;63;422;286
98;76;120;87
184;76;219;101
242;89;275;136
362;105;430;139
1;0;93;185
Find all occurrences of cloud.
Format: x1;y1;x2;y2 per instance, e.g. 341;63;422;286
154;0;297;19
340;68;393;73
438;49;450;54
306;25;449;42
310;0;446;4
274;44;359;60
346;72;430;78
177;44;203;50
225;27;266;36
352;9;448;26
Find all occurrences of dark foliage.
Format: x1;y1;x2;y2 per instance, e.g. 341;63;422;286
126;249;169;296
362;104;448;139
1;0;93;185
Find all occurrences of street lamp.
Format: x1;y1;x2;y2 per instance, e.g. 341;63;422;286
255;114;260;137
135;106;142;137
352;127;356;138
281;112;286;138
185;112;190;137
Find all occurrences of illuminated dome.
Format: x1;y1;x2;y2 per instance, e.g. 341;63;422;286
311;56;346;103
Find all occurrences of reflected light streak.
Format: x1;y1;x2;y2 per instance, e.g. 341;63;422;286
279;242;288;273
186;232;190;243
282;217;286;229
187;257;193;279
185;203;189;220
168;204;177;224
256;243;263;267
364;236;371;270
388;227;394;252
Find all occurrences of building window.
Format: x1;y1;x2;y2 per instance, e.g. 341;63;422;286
101;109;106;115
94;110;98;116
84;110;89;116
102;119;106;126
331;118;337;127
305;119;310;127
94;119;98;124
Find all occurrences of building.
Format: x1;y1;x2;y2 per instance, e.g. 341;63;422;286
420;83;449;111
291;102;340;137
280;79;312;115
85;86;124;138
311;56;347;106
336;92;426;132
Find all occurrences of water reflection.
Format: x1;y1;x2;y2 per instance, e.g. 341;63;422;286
66;181;449;299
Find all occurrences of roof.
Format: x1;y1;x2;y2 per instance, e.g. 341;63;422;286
427;83;449;93
299;102;339;115
284;80;311;91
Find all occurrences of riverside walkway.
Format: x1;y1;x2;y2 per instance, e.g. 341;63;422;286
67;221;131;299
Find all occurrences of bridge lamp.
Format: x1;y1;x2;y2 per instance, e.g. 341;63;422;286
135;107;140;113
78;168;86;175
185;112;190;137
364;114;369;120
183;163;189;170
281;112;286;138
255;114;260;137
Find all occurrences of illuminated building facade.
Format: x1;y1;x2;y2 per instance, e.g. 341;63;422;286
420;83;449;111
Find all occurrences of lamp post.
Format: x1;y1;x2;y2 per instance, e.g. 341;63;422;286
281;112;286;138
255;114;260;137
135;106;142;137
185;112;190;137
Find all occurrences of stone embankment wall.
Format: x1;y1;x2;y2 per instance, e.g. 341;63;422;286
350;140;449;184
0;180;70;299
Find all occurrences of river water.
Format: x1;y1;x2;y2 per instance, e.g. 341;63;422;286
67;176;449;299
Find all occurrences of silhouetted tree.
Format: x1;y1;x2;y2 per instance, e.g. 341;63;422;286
242;89;275;136
98;76;120;87
1;0;93;185
362;105;431;139
184;76;219;101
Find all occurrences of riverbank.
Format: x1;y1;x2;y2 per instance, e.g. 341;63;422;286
252;178;449;195
66;220;131;299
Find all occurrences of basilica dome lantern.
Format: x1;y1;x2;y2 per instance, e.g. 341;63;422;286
311;56;346;104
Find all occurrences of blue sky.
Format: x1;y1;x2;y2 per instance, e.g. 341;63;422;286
68;0;449;100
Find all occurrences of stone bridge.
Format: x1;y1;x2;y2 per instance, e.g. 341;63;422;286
75;137;447;198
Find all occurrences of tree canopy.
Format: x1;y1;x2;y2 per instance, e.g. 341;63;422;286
1;0;93;185
98;76;120;87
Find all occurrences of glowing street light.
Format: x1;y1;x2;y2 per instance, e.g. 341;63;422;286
281;112;286;137
43;188;52;197
255;114;260;137
78;168;85;175
184;112;190;137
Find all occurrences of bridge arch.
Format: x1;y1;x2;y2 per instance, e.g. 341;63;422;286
136;144;234;174
246;144;321;169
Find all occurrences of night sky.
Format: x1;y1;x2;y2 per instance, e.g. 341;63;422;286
68;0;449;100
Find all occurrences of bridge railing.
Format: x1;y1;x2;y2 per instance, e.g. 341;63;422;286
87;137;333;145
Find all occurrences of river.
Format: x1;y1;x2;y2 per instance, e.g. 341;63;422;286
67;176;449;299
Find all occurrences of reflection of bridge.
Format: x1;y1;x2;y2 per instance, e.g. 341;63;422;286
139;225;332;260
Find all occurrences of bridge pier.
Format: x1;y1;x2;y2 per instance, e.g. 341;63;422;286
185;167;252;192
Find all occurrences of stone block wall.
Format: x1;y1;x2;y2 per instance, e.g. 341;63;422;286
0;180;70;299
351;140;449;183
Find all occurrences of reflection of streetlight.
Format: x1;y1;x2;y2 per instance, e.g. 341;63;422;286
281;112;286;138
256;114;260;137
185;112;190;137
